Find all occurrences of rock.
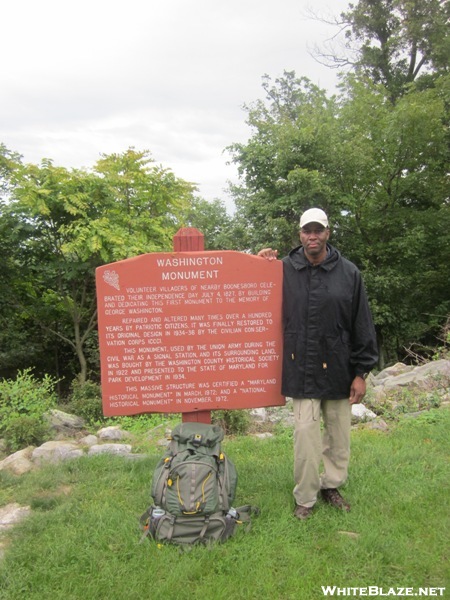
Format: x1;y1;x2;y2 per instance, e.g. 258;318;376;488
0;503;31;532
252;432;274;439
403;411;425;419
356;418;389;432
377;360;450;390
44;409;86;438
369;360;450;407
264;400;295;427
250;408;267;422
366;418;389;432
351;404;377;420
97;426;131;441
88;444;132;456
79;434;98;447
373;362;414;383
0;447;35;475
338;530;360;539
32;441;84;465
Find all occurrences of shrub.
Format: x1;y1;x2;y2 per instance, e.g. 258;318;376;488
4;415;51;451
0;368;58;451
212;409;250;435
66;380;104;424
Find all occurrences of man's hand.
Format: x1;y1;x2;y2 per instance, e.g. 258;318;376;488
349;376;366;405
258;248;278;260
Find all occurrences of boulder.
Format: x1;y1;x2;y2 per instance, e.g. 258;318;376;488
31;441;84;465
252;432;274;439
0;447;35;475
88;444;132;456
97;426;131;441
351;403;377;421
373;360;450;390
372;362;414;384
356;418;389;432
44;409;86;438
79;434;98;447
370;360;450;404
0;503;31;532
250;408;267;422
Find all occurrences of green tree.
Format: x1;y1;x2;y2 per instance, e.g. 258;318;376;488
228;0;450;364
333;75;450;363
0;147;55;379
228;72;339;256
228;68;450;364
92;148;194;261
320;0;450;101
0;148;194;384
182;196;245;250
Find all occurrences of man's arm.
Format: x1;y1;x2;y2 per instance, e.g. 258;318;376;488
348;271;378;404
350;273;378;379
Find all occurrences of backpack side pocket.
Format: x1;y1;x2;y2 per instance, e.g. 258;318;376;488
155;513;230;545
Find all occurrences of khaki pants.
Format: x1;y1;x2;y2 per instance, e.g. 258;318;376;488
293;398;351;508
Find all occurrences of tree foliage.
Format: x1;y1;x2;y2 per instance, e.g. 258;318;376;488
0;148;195;385
317;0;449;101
227;1;449;364
229;65;449;364
228;72;339;256
181;196;243;250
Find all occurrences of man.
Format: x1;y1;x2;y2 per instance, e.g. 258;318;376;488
258;208;378;520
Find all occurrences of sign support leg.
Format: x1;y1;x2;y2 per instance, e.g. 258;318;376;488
173;228;211;424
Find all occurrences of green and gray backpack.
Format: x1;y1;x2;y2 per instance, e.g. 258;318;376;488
140;422;258;546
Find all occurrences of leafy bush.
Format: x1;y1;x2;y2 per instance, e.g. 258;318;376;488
3;415;51;451
0;368;58;451
212;409;250;435
66;380;104;424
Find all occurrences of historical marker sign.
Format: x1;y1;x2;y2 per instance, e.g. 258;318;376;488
96;251;284;417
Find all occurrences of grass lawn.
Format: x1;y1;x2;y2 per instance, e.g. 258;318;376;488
0;409;449;600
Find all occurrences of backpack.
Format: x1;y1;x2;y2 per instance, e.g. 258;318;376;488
139;422;258;546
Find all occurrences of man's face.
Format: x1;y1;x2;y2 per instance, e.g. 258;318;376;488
299;222;330;262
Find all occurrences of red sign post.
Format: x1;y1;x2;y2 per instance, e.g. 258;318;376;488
96;229;285;420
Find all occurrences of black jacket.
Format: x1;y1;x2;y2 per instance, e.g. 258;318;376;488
281;244;378;399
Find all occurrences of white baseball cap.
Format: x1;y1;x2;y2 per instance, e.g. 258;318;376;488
299;208;329;228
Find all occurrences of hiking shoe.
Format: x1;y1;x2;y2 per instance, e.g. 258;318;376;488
294;504;313;520
321;488;351;512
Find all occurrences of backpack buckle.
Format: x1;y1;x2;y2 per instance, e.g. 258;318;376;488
192;433;203;447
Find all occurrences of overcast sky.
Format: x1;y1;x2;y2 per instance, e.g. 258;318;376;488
1;0;350;212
